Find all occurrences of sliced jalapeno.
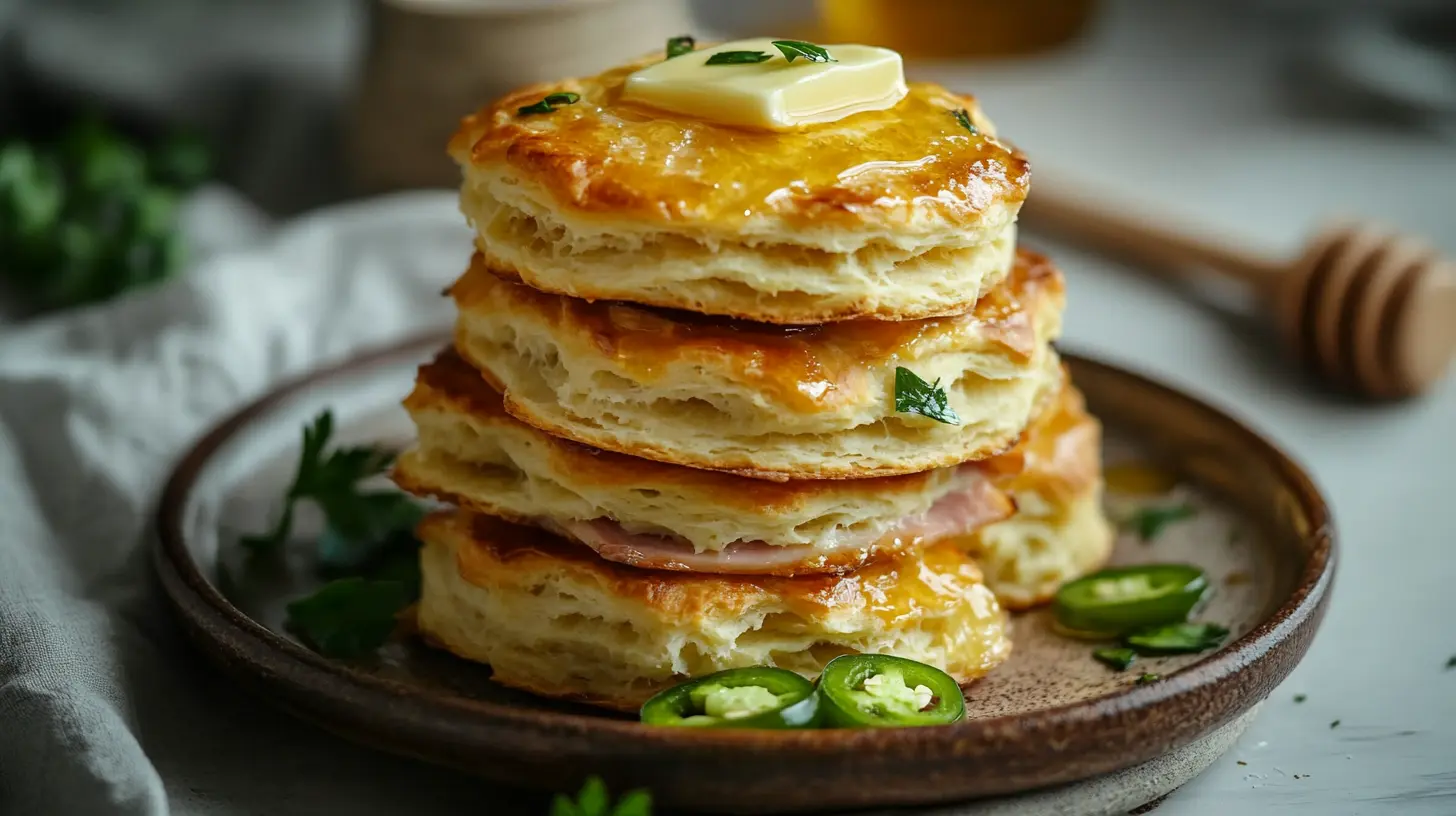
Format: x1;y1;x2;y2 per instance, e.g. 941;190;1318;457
1053;564;1210;634
639;667;819;729
817;654;965;728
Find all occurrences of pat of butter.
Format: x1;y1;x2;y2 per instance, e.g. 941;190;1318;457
622;38;907;130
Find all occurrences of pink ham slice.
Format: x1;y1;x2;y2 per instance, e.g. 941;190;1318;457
555;469;1011;576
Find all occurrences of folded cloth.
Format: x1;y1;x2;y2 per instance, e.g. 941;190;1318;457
0;188;546;815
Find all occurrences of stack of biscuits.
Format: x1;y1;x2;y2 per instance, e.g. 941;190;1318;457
393;45;1113;710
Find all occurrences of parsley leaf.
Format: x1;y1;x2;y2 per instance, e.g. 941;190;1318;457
285;577;413;658
1093;647;1137;671
950;108;979;135
1294;693;1307;703
240;410;400;554
517;92;581;116
704;51;771;65
1125;622;1229;655
665;35;695;59
894;366;961;425
552;776;652;816
1125;503;1197;542
772;40;835;63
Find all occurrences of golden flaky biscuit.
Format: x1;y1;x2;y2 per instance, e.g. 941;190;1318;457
415;512;1011;711
964;382;1114;609
449;55;1029;323
393;349;1013;576
449;248;1065;481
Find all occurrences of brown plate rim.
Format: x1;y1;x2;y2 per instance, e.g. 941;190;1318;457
153;334;1336;804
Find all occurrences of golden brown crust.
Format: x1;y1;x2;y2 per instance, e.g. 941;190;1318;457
449;58;1029;240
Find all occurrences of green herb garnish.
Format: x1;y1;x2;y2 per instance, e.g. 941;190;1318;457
1446;655;1456;670
894;367;961;425
1126;503;1197;542
241;411;416;556
1125;622;1229;655
1294;693;1307;703
517;92;581;116
285;577;414;658
771;40;836;63
1329;720;1340;729
1093;647;1137;672
552;776;652;816
1135;673;1161;685
704;50;772;65
950;108;979;135
665;36;696;59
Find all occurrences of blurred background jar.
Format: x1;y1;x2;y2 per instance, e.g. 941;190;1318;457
347;0;691;194
815;0;1102;59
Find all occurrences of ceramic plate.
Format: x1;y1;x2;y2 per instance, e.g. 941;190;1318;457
154;335;1334;814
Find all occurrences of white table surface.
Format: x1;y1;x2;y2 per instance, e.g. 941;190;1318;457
915;3;1455;812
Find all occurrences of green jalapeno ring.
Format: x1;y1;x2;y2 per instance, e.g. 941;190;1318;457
639;667;820;729
817;654;966;728
1053;564;1211;634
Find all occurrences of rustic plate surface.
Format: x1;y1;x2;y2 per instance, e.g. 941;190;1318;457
155;336;1334;814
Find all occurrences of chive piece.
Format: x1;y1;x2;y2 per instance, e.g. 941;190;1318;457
772;40;835;63
1330;720;1341;729
894;366;961;425
1126;503;1197;542
705;50;772;65
517;92;581;116
950;108;979;135
1125;622;1229;655
665;35;696;59
1294;694;1307;703
1136;673;1161;685
1093;647;1137;672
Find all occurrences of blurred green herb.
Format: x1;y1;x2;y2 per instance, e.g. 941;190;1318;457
1125;622;1229;655
552;776;651;816
950;108;979;135
1092;647;1137;672
1125;503;1197;542
771;40;835;63
286;576;415;658
1446;655;1456;671
894;366;961;425
705;51;772;65
518;92;581;116
0;117;211;308
665;35;696;59
1294;693;1307;703
1136;673;1160;685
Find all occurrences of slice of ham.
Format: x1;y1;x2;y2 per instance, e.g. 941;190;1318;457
554;467;1011;576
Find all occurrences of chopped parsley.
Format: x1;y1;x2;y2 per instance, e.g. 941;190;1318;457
1136;673;1161;685
771;40;836;63
950;108;979;135
665;35;695;59
552;776;652;816
517;92;581;116
1125;503;1197;542
704;50;771;65
894;366;961;425
1294;693;1307;703
1446;655;1456;670
1330;720;1341;729
1093;647;1137;671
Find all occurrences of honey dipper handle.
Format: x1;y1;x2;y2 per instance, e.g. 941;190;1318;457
1019;182;1284;287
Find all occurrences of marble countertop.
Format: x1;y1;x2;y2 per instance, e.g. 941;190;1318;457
918;3;1455;812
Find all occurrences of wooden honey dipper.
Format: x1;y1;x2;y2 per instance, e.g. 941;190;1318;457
1020;184;1456;400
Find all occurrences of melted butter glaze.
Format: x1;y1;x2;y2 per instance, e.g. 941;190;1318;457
456;249;1061;413
453;57;1029;230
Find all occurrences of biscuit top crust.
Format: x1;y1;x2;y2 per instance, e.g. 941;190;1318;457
451;248;1063;415
449;52;1029;238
